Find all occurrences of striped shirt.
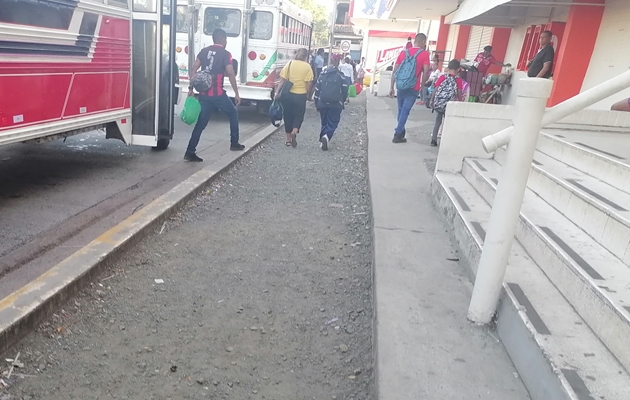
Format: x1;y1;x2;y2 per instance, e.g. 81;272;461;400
197;44;232;96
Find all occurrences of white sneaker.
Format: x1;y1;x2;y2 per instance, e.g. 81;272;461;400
320;135;329;151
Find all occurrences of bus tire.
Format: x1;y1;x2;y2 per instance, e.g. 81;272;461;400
257;101;271;115
153;138;170;151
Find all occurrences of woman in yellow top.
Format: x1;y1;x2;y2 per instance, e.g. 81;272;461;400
275;48;314;147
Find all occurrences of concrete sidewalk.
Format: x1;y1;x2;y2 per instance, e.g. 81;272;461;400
367;96;531;399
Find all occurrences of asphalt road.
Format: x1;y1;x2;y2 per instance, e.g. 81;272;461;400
0;106;269;299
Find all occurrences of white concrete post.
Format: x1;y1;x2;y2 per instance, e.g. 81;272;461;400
370;64;377;94
468;78;553;324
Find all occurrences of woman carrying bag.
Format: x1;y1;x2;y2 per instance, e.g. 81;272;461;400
275;48;314;147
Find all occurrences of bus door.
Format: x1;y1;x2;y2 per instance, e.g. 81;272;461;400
130;0;177;150
175;1;199;88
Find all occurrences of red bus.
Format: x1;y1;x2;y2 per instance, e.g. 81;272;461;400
0;0;179;150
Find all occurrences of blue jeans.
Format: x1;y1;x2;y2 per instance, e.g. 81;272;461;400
186;93;239;154
420;85;429;102
320;107;342;140
395;89;419;136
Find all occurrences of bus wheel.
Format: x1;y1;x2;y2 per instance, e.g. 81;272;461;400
153;139;170;151
257;101;271;115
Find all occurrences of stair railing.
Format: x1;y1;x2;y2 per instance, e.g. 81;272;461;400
481;70;630;153
468;78;553;324
470;71;630;324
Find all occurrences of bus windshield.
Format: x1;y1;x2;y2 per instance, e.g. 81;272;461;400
203;8;241;37
250;11;273;40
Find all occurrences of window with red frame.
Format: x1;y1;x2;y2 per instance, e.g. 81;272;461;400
517;22;566;72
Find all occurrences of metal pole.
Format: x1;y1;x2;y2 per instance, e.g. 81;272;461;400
187;0;195;76
241;0;252;84
468;78;553;324
329;0;338;66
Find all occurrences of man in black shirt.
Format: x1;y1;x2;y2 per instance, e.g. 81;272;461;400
185;29;244;162
527;30;555;79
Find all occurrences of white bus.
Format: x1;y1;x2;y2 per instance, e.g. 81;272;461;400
175;0;313;111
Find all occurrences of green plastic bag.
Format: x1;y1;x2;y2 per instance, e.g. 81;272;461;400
348;84;357;98
180;96;201;125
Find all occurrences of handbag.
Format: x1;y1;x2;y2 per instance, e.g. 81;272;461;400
279;62;294;97
268;100;283;127
180;96;201;125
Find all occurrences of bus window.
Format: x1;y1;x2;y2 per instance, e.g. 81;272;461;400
250;11;273;40
176;5;196;33
203;8;241;37
0;1;73;29
109;0;129;8
133;0;157;13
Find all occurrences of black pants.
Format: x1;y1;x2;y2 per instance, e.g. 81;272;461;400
432;110;445;142
281;93;307;134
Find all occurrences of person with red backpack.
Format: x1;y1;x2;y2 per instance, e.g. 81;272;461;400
430;59;464;147
389;33;431;144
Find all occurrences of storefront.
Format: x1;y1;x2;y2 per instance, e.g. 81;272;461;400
433;0;628;110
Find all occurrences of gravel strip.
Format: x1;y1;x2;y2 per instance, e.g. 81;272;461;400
3;97;374;400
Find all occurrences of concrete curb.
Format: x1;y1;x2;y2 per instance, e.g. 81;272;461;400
0;124;280;354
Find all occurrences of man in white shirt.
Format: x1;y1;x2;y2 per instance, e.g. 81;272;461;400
339;57;354;82
339;57;355;104
419;62;442;105
314;49;325;75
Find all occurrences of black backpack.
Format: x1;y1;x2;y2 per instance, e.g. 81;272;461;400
319;71;344;104
191;48;217;93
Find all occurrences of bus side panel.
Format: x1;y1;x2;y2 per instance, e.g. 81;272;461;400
0;74;71;128
0;9;131;135
64;72;129;118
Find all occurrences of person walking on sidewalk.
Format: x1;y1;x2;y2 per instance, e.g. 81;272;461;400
339;57;355;105
314;55;349;151
389;33;431;143
275;48;314;147
430;59;464;147
184;29;244;162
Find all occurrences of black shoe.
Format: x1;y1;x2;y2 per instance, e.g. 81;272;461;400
392;135;407;144
430;140;438;147
320;135;329;151
230;143;245;151
184;152;203;162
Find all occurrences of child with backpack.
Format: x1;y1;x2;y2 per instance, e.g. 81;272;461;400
430;59;464;147
314;55;349;151
389;33;431;144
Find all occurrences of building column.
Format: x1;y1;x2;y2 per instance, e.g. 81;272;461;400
454;25;471;60
436;16;449;52
487;28;511;75
548;0;605;106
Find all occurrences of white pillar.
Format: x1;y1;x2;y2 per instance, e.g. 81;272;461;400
468;78;553;324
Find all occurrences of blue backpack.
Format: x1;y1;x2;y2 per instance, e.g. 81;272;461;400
395;49;423;91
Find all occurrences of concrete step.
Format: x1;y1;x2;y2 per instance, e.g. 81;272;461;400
536;132;630;195
463;157;630;375
495;146;630;264
432;171;630;400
